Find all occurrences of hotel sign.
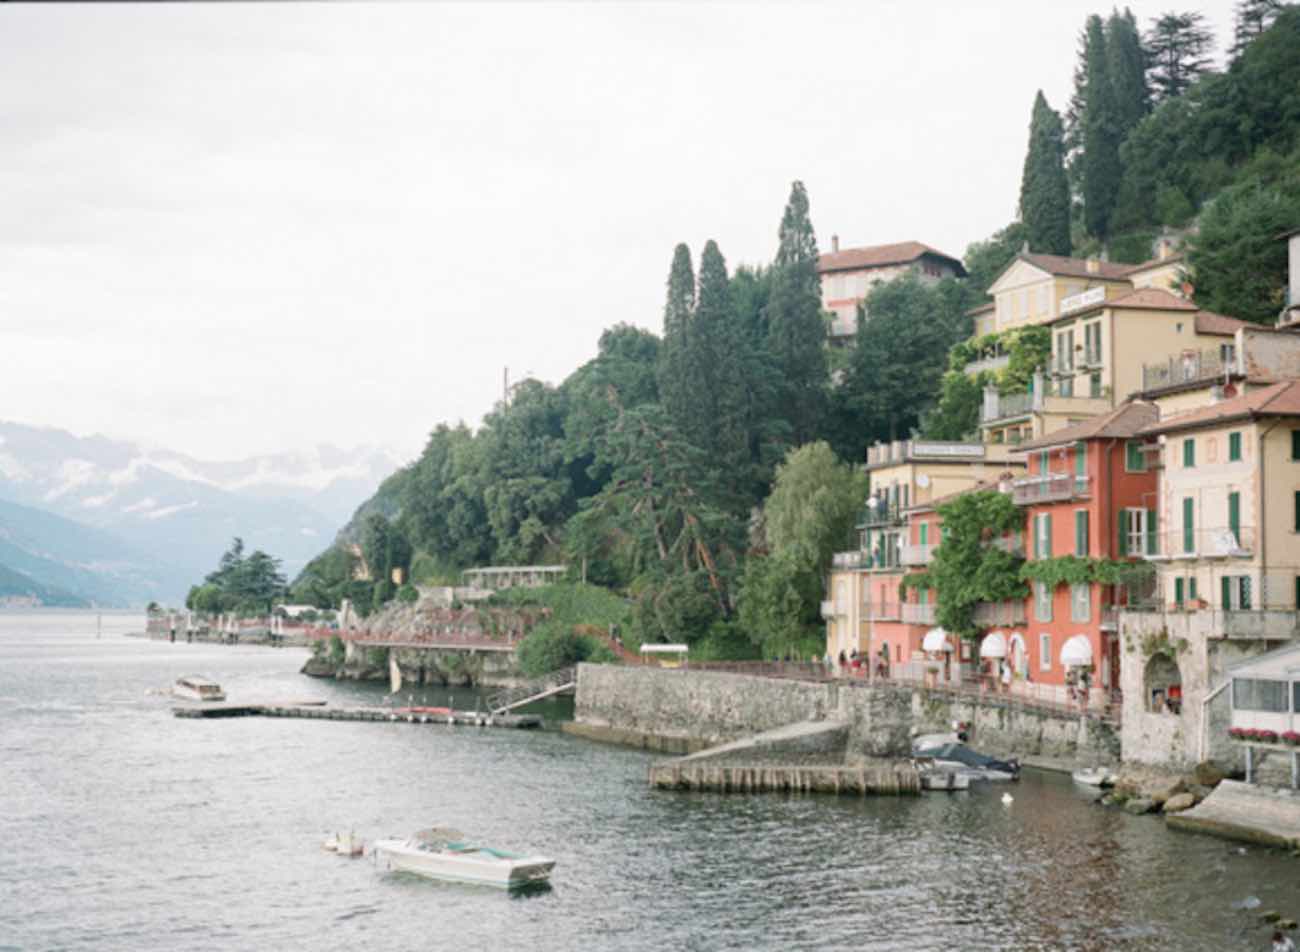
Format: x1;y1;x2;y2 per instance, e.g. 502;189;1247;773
910;442;985;459
1060;286;1106;315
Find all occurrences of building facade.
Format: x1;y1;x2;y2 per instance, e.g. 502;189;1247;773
817;238;965;343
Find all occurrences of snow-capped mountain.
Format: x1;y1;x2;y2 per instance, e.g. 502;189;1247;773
0;420;405;605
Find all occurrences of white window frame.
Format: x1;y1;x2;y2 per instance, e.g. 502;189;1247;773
1071;582;1091;622
1034;581;1053;622
1039;633;1052;672
1125;507;1148;555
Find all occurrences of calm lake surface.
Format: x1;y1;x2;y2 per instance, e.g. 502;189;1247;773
2;612;1298;952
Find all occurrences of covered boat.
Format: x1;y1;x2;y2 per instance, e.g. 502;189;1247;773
372;827;554;889
911;740;1020;782
172;676;225;702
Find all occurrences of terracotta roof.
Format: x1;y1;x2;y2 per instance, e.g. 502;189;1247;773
1061;286;1249;336
1019;252;1135;281
1120;254;1185;275
966;301;995;315
1140;380;1300;435
1014;402;1159;452
818;240;966;276
1194;310;1250;336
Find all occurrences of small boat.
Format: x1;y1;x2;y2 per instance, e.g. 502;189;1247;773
1071;766;1117;788
172;676;225;702
323;831;365;857
912;740;1020;782
918;768;972;791
372;827;554;889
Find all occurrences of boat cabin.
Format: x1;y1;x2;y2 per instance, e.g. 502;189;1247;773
640;644;689;668
1226;643;1300;787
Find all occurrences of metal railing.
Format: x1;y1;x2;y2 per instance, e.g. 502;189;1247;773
1141;349;1230;392
972;600;1027;626
485;666;577;714
1143;526;1256;559
1012;472;1091;504
981;390;1035;423
964;353;1010;375
863;602;902;621
900;543;934;566
858;504;904;527
901;602;936;624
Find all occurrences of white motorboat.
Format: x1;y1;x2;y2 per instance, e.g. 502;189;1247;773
911;740;1021;782
1071;766;1117;788
323;831;364;857
918;768;972;791
372;827;554;889
172;676;225;702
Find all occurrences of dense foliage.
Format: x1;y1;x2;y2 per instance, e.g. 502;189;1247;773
924;492;1027;639
1019;92;1072;256
186;538;287;614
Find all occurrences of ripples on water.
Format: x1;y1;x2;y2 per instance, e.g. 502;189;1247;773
2;612;1297;952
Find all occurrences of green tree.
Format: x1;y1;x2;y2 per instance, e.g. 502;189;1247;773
765;181;827;447
1106;8;1151;142
1230;0;1285;58
1081;14;1123;242
920;371;984;441
926;491;1026;638
1019;91;1072;255
1145;11;1215;103
656;243;696;443
963;222;1027;296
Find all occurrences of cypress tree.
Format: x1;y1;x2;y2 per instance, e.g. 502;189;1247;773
1081;14;1123;242
1106;8;1151;141
693;239;736;460
765;181;827;448
657;243;696;443
1018;91;1072;256
1145;11;1215;103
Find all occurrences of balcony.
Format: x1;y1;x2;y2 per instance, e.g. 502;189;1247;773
831;551;870;570
964;352;1011;376
863;602;902;621
973;600;1027;626
1143;526;1256;561
982;390;1036;424
1121;607;1300;642
858;504;904;528
1141;348;1233;392
901;602;936;624
1011;472;1091;505
900;543;935;566
820;600;845;620
865;439;988;468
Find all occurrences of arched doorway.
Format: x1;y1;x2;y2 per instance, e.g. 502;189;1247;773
1144;653;1182;714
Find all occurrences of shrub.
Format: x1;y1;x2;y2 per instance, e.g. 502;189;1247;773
396;585;419;604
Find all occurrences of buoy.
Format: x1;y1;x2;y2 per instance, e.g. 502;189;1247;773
1001;792;1014;805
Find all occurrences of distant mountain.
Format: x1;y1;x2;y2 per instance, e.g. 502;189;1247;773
0;421;405;605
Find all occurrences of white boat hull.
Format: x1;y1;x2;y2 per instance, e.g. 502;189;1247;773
373;838;554;888
172;679;225;702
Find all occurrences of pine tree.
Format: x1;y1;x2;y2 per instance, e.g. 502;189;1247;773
1106;8;1151;140
693;240;738;461
1081;14;1123;242
1230;0;1284;58
1145;12;1216;103
1018;91;1072;256
656;243;696;444
765;181;827;448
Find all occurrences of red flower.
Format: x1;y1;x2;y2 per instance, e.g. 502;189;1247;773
1282;731;1300;746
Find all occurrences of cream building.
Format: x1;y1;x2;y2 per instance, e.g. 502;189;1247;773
818;238;965;343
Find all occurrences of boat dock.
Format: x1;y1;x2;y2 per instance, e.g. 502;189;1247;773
173;702;543;729
648;762;920;795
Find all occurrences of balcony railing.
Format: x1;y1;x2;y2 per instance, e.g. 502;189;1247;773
972;600;1027;626
1011;472;1091;504
900;543;935;566
981;390;1036;423
1121;606;1300;642
865;439;989;468
863;602;902;621
964;353;1011;376
858;504;904;528
901;602;936;624
820;600;845;619
1143;526;1256;560
1141;349;1231;392
831;551;870;570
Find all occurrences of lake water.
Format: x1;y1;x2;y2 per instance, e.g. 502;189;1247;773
2;612;1298;951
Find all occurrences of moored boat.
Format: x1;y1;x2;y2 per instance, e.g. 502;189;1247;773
323;831;365;857
1071;766;1117;788
911;739;1020;782
372;827;554;889
172;676;225;702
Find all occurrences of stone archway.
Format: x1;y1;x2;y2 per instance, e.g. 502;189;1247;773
1143;652;1182;714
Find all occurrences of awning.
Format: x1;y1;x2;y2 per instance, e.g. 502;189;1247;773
922;627;953;653
980;630;1008;659
1061;634;1094;666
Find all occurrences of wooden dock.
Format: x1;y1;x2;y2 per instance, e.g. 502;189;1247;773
173;702;543;729
647;762;921;796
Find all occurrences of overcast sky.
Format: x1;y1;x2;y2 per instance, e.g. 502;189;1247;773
0;1;1240;463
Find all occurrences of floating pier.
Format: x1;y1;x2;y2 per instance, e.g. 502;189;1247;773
173;702;542;729
647;762;920;796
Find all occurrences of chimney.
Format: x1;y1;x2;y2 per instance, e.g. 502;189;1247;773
831;234;840;253
1086;256;1100;275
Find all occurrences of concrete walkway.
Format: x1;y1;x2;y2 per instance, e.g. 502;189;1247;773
674;718;850;764
1167;780;1300;849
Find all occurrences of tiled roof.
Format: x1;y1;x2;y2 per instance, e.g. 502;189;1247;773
1194;310;1250;336
1019;253;1135;281
1015;402;1158;452
1120;254;1185;275
1066;286;1249;336
1140;380;1300;435
818;240;966;276
967;301;995;315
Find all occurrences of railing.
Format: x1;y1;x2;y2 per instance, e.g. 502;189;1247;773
820;600;845;619
831;551;870;570
1141;349;1229;392
863;602;902;621
1011;472;1091;504
900;543;934;566
1143;526;1256;559
865;439;988;467
972;600;1027;626
901;602;936;624
858;675;1121;724
964;353;1010;375
981;390;1035;423
1122;606;1300;641
485;665;577;714
858;504;903;527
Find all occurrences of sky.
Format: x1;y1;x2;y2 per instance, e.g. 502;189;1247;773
0;1;1242;464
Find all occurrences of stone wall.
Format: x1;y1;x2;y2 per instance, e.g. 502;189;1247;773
573;665;1120;766
303;642;525;687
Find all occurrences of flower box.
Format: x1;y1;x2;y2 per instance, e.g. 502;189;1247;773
1283;731;1300;747
1230;727;1282;743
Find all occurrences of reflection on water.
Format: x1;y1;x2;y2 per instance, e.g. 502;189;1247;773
1;612;1297;951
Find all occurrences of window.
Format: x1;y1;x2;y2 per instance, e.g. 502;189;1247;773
1182;438;1195;468
1075;441;1087;478
1182;497;1195;553
1294;491;1300;533
1035;513;1053;558
1038;450;1050;476
1228;491;1240;541
1056;329;1075;372
1229;432;1242;461
1034;581;1053;622
1292;430;1300;460
1084;322;1102;364
1119;507;1156;556
1220;342;1236;366
1039;633;1052;672
919;523;928;546
1059;375;1074;398
1188;576;1198;603
1221;575;1252;610
1071;583;1091;622
1090;372;1102;398
1125;440;1147;472
1232;678;1288;712
1074;510;1089;556
1174;577;1185;607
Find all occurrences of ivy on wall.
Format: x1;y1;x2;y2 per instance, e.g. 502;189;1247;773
947;326;1051;395
1019;556;1155;591
928;490;1027;638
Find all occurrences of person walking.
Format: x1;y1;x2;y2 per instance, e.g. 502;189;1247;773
1272;931;1296;952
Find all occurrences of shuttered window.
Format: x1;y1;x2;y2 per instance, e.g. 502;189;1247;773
1228;432;1242;461
1075;510;1089;556
1183;438;1195;468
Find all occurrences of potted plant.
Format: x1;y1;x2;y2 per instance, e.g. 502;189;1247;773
1258;729;1279;744
1281;731;1300;746
1229;726;1247;740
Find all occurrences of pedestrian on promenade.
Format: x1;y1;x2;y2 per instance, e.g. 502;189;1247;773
1272;930;1296;952
1000;660;1011;694
837;649;846;672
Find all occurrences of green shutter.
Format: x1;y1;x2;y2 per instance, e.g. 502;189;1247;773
1118;509;1130;556
1183;438;1195;468
1146;508;1158;556
1044;513;1053;558
1222;576;1232;610
1175;577;1184;606
1189;576;1197;602
1228;492;1240;539
1292;430;1300;460
1241;577;1252;610
1229;432;1242;461
919;523;928;545
1182;497;1194;553
1295;491;1300;533
1075;442;1086;476
1075;510;1089;556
